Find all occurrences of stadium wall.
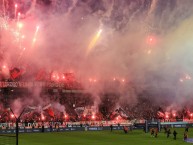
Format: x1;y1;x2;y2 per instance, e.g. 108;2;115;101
0;126;125;134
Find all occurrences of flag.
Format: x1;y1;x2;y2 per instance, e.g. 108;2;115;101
36;69;47;81
47;108;54;117
74;107;85;116
116;108;128;118
24;106;37;114
10;68;24;79
43;104;54;117
42;104;52;110
157;111;165;117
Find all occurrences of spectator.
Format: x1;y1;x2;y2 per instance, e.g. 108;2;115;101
173;130;177;140
185;127;189;132
167;129;171;138
41;123;44;133
123;126;128;134
184;131;188;141
150;128;155;137
155;128;158;138
110;124;113;132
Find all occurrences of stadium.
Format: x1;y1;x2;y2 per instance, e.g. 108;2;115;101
1;0;193;145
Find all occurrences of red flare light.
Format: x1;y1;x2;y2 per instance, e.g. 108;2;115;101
92;115;95;119
17;22;23;29
42;116;45;120
2;65;6;69
147;35;157;45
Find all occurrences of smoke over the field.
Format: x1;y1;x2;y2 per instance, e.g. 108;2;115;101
1;0;193;113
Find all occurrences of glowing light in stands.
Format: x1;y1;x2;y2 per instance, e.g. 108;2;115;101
173;113;176;117
191;113;193;117
2;65;6;69
51;73;62;81
11;114;14;118
64;115;68;118
18;12;20;16
42;115;45;120
83;114;86;117
113;78;116;81
116;117;119;120
17;22;23;29
122;79;125;82
92;115;95;119
165;115;169;119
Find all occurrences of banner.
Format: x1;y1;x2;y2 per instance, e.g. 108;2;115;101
0;82;84;90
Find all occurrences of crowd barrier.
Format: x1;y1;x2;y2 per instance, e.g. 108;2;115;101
0;126;125;134
1;121;192;134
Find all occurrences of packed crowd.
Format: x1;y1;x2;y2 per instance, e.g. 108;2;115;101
0;89;192;123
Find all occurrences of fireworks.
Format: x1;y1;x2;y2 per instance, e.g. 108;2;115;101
179;74;192;83
15;4;18;19
87;29;103;55
17;22;23;29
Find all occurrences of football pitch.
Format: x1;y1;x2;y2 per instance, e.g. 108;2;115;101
18;128;192;145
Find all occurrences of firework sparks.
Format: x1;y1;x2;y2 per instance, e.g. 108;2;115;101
32;25;40;45
15;4;18;19
87;29;102;55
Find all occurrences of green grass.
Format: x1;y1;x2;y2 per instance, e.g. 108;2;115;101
18;128;191;145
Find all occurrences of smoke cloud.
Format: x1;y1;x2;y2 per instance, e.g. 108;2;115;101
1;0;193;113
